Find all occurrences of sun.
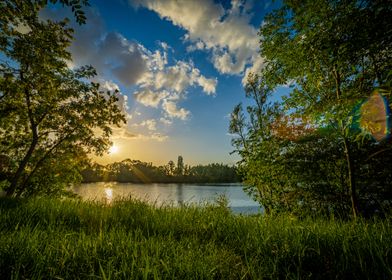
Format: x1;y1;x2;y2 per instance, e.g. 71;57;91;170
108;145;119;155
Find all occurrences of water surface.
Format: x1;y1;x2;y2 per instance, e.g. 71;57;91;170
73;182;262;214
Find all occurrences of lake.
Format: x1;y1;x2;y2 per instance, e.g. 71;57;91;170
73;182;262;214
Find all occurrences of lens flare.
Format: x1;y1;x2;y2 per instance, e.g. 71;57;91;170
359;90;390;142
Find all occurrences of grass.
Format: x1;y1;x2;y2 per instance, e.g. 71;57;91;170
0;197;391;279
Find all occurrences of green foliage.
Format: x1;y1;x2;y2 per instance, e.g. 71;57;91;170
231;0;392;217
230;73;297;214
0;197;391;279
0;0;125;196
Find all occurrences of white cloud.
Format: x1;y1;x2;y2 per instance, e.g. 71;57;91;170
42;5;217;126
134;48;217;120
67;10;216;119
212;50;241;74
141;60;217;96
132;0;262;78
134;89;169;107
155;62;192;93
159;41;170;51
160;117;173;125
241;55;264;85
100;80;120;92
162;100;190;120
198;75;217;95
190;67;217;95
140;119;157;131
150;49;168;71
186;40;205;52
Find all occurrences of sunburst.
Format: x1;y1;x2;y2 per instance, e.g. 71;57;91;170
108;145;119;155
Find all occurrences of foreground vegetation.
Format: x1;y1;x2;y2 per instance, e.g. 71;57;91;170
0;197;391;279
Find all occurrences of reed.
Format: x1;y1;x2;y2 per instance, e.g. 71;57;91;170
0;197;391;279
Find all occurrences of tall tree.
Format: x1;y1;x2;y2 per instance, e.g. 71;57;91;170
176;155;184;176
232;0;392;217
0;0;125;196
261;0;392;217
230;73;280;214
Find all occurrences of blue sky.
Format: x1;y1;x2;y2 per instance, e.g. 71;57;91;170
47;0;287;166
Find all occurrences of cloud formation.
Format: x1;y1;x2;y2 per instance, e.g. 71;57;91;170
134;89;169;108
70;12;215;121
132;0;263;80
162;100;190;120
99;33;148;86
69;20;149;87
42;6;217;126
133;48;217;120
139;119;157;131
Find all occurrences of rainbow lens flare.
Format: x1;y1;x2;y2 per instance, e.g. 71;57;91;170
359;90;390;142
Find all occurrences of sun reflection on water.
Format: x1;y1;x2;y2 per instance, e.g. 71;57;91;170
104;187;113;204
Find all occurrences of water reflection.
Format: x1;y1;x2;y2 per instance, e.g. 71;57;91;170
104;188;113;204
177;184;184;206
72;182;262;214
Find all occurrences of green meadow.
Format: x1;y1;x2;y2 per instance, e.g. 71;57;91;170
0;197;391;279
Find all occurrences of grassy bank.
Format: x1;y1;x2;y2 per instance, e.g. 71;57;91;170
0;197;391;279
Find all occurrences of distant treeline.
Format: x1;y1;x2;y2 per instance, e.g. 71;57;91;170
81;156;240;183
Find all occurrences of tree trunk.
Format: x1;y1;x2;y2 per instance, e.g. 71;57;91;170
7;133;38;197
20;130;75;189
343;137;359;218
7;66;39;197
333;65;359;218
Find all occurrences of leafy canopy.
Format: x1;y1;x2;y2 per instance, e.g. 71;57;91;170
0;0;126;196
231;0;392;217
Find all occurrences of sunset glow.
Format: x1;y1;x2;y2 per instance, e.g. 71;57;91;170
108;145;119;155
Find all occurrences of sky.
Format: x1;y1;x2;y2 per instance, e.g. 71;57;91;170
45;0;287;166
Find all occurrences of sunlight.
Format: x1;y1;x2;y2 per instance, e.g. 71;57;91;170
104;187;113;204
108;145;119;155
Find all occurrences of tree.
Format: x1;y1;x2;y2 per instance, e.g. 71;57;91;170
232;0;392;217
0;0;125;196
230;73;297;214
166;160;175;176
176;155;184;176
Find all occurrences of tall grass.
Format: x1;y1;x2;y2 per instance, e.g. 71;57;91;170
0;197;391;279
